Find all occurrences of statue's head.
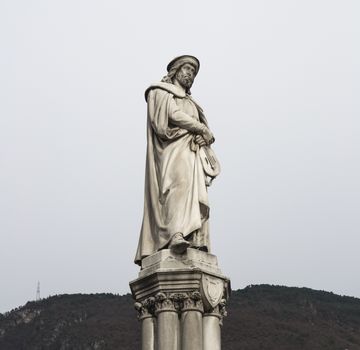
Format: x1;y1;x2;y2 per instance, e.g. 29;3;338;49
162;55;200;94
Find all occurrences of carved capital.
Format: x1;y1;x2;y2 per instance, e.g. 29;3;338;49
218;298;228;325
182;291;204;313
153;291;205;314
203;297;228;325
203;305;221;319
134;296;155;320
170;292;187;312
154;292;178;314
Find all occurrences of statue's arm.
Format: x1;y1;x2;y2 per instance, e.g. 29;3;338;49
168;99;213;143
170;108;206;134
148;88;213;143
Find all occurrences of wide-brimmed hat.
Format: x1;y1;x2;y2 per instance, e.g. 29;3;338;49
167;55;200;74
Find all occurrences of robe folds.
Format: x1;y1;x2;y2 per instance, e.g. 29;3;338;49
135;82;211;265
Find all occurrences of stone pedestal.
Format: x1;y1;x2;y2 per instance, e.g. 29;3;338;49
130;248;230;350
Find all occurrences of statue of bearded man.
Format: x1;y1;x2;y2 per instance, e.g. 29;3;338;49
135;55;219;266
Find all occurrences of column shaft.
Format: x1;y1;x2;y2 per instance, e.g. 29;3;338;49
157;311;180;350
181;310;203;350
141;316;155;350
203;314;221;350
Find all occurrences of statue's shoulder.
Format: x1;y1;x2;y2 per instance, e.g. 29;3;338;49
145;82;186;102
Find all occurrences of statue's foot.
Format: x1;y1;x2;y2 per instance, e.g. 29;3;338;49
169;233;190;254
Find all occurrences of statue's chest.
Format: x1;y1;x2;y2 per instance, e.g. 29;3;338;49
175;97;200;121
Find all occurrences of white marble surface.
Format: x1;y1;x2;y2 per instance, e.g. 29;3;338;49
139;248;222;278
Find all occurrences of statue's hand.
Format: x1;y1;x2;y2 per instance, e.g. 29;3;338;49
194;135;207;147
202;127;215;145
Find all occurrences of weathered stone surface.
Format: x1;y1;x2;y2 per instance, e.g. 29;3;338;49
135;55;220;266
140;248;222;277
203;312;222;350
131;56;230;349
130;249;230;308
130;249;230;349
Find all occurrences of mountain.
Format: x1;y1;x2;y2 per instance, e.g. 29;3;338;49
1;285;360;350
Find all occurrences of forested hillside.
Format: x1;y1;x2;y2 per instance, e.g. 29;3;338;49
1;285;360;350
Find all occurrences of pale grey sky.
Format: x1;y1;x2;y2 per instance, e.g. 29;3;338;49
1;0;359;313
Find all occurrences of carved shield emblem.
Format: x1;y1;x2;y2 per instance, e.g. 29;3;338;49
201;275;224;309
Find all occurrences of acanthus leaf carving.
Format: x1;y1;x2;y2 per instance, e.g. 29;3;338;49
182;291;204;312
134;296;155;320
154;292;177;314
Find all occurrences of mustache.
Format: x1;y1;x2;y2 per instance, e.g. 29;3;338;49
175;71;194;89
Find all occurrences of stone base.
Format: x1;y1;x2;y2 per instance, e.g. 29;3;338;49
130;249;231;350
139;248;223;277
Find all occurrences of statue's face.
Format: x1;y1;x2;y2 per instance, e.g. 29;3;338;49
175;63;196;90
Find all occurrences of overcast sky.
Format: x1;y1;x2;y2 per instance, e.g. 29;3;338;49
1;0;359;313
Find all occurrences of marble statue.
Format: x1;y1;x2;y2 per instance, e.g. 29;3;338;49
130;56;230;350
135;55;220;266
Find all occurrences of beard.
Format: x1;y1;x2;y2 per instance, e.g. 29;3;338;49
175;70;194;90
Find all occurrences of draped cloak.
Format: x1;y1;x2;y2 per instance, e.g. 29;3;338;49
135;82;211;265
